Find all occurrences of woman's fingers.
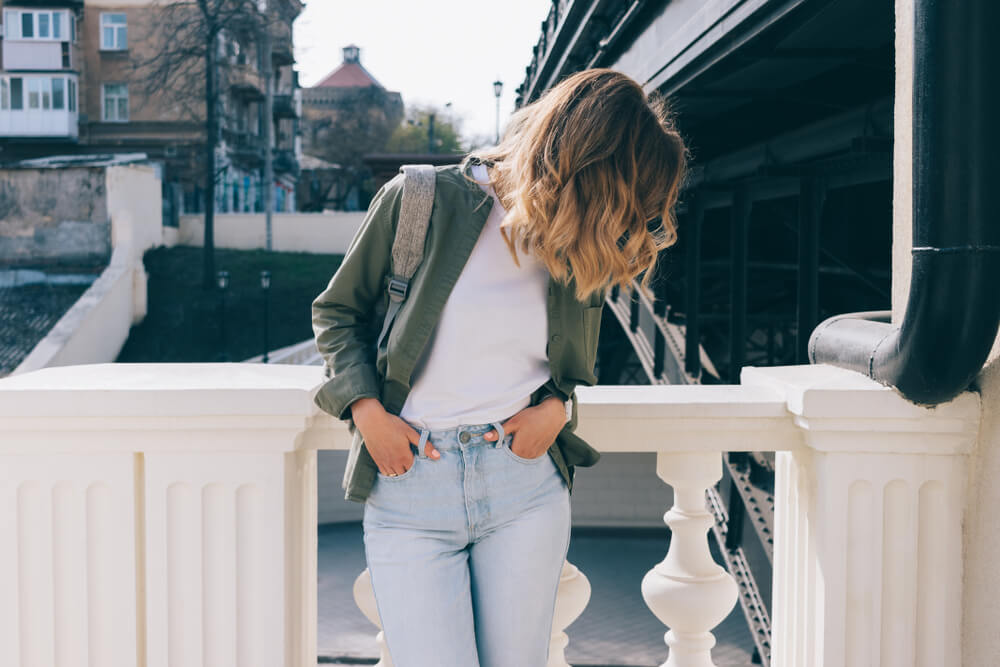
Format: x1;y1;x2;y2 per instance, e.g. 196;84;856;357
486;413;519;441
400;421;440;460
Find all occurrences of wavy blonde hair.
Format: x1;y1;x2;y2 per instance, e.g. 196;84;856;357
464;68;689;302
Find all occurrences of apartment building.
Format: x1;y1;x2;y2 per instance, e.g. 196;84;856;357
0;0;303;220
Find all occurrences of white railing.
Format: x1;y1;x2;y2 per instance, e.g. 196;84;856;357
173;211;367;254
0;362;979;667
243;339;323;366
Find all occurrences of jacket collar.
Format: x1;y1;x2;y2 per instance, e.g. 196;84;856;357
453;158;494;213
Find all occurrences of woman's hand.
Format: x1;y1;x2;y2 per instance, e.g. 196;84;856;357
351;398;440;476
484;396;566;459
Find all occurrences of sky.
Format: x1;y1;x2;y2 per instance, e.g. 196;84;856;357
292;0;552;146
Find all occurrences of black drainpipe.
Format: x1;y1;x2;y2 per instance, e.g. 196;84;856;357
807;0;1000;406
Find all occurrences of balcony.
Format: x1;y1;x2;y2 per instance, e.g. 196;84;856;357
274;93;299;118
0;105;78;139
2;0;82;5
221;127;264;165
273;147;300;176
272;33;294;67
228;63;265;101
2;40;76;71
0;360;977;666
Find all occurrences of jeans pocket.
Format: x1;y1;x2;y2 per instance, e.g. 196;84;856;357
500;435;549;465
375;447;420;481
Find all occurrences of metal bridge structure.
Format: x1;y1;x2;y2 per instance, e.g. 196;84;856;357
517;1;896;663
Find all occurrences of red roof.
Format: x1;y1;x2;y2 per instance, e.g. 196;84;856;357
314;62;384;89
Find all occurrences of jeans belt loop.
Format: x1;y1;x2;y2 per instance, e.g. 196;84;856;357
416;428;430;458
490;420;506;448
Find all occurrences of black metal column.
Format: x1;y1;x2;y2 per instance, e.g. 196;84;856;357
796;177;825;363
730;186;751;384
652;239;670;379
684;192;704;377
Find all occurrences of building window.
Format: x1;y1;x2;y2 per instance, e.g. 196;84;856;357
102;83;128;121
25;78;54;110
27;78;42;109
4;9;71;41
226;36;242;64
52;78;65;109
0;76;75;113
10;78;23;110
101;13;127;50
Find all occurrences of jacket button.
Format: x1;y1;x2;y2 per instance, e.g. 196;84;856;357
459;431;471;443
551;334;561;343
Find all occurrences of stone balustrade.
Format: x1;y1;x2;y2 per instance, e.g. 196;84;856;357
0;362;979;666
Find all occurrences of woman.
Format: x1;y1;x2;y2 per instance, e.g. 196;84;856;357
311;68;687;667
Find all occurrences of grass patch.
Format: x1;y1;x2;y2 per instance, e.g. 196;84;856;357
116;246;344;363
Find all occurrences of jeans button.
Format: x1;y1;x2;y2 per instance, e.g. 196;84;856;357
459;431;471;443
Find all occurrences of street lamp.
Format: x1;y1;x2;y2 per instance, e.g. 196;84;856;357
216;270;230;362
428;112;436;154
260;270;271;363
493;79;503;145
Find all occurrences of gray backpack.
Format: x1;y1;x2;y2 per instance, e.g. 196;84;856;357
321;164;436;382
373;164;437;352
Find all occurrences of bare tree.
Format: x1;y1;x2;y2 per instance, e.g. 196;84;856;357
128;0;282;289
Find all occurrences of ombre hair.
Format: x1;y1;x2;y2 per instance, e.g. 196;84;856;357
463;68;689;303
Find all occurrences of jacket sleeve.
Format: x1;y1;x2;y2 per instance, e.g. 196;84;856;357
311;174;405;421
535;377;571;403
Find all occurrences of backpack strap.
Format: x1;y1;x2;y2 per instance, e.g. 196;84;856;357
375;164;436;351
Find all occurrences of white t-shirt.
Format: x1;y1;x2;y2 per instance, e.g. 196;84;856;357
398;162;552;430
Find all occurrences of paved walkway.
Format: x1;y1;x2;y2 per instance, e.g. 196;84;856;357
318;522;756;666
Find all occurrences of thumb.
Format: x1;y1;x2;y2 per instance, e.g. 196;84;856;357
485;418;516;442
500;416;519;436
424;438;441;459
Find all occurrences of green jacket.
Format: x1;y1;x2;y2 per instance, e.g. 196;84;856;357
312;160;603;503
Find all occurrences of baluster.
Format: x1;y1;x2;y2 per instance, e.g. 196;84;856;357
549;561;591;667
354;569;393;666
355;560;592;667
642;452;738;667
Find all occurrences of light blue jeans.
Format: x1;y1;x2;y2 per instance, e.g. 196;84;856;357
362;418;572;667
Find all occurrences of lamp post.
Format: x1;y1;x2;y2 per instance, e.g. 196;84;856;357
216;270;230;362
428;112;436;154
493;79;503;145
260;270;271;363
